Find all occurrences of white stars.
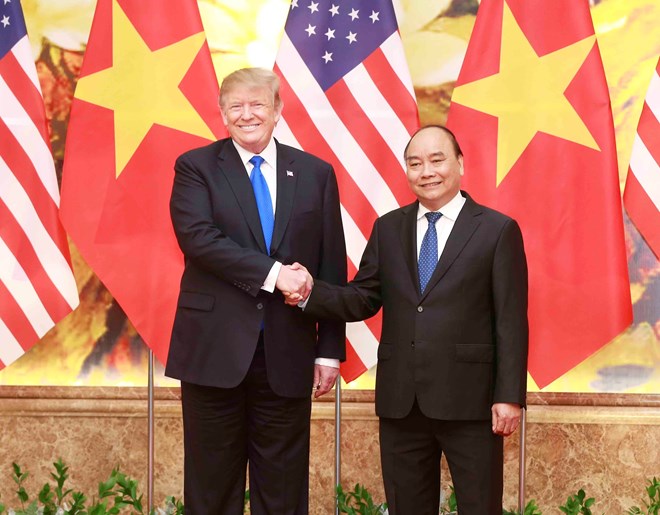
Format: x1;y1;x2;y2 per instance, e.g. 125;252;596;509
346;31;357;44
329;4;339;16
325;28;335;40
290;0;298;9
305;24;316;37
348;8;359;21
369;10;380;23
3;0;11;5
322;51;333;64
307;1;319;14
1;15;9;28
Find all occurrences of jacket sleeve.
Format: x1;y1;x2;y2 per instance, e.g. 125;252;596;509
491;218;529;407
307;217;383;323
314;166;348;360
170;152;274;297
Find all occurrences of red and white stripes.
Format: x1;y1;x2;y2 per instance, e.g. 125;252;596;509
275;29;418;381
0;34;78;369
624;58;660;258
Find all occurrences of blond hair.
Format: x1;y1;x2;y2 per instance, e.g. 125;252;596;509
219;67;281;109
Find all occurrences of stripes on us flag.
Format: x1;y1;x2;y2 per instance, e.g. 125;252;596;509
624;58;660;259
274;0;419;381
0;1;78;370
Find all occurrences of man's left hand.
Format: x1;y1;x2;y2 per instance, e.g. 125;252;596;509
313;364;339;398
491;402;522;437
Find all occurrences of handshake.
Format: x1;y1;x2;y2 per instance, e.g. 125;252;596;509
275;262;313;306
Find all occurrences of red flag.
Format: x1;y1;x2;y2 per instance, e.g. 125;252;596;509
0;1;79;369
273;0;419;382
624;58;660;259
60;0;225;364
447;0;632;388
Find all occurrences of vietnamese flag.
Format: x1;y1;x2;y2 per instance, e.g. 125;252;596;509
60;0;226;364
447;0;632;388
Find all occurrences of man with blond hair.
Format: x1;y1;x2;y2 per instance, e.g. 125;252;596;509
166;67;347;514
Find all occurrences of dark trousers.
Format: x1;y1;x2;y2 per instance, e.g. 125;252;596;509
181;340;312;515
379;401;503;515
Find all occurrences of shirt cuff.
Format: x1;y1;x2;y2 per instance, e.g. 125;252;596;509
297;292;310;309
262;261;282;293
314;358;340;368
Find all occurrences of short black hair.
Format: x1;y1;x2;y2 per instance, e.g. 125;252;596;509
403;125;463;160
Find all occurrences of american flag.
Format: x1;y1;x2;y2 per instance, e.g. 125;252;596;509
274;0;419;381
624;57;660;259
0;0;79;370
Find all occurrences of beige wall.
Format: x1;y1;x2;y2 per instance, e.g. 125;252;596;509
0;388;658;514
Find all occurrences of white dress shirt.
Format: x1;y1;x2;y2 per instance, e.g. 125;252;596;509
416;191;466;261
233;140;338;369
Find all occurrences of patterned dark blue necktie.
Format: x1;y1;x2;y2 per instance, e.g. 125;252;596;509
418;212;442;292
249;155;274;254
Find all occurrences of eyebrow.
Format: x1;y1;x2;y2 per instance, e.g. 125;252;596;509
405;151;446;162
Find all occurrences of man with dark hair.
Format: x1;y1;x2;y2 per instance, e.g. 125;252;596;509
288;125;528;514
166;67;347;514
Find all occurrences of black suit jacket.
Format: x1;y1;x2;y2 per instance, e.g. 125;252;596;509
305;192;528;419
165;138;347;398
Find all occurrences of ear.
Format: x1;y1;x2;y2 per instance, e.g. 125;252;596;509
274;100;284;123
458;155;464;175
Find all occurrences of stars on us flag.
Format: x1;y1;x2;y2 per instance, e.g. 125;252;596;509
285;0;395;90
289;0;380;65
1;14;9;27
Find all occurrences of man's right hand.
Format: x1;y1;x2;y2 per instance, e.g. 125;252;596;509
276;264;313;302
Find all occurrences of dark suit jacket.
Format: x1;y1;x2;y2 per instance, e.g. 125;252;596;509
165;138;347;398
305;192;528;419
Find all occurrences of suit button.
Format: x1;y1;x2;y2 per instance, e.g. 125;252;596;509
257;303;264;310
411;341;415;348
417;306;423;313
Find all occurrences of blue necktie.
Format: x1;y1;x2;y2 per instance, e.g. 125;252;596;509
249;155;274;254
418;212;442;293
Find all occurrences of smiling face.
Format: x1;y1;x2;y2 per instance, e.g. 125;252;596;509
405;127;464;211
220;85;282;154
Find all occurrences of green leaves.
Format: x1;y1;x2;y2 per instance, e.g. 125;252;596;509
336;484;387;515
558;489;599;515
503;499;542;515
3;461;181;515
628;477;660;515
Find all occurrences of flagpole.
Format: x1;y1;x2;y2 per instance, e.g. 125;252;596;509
518;407;527;513
148;348;155;512
334;379;341;515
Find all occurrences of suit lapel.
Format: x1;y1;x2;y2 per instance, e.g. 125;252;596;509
216;141;268;254
420;193;482;301
399;202;420;294
271;141;297;254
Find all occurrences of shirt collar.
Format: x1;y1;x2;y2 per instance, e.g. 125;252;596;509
232;138;278;169
417;191;465;222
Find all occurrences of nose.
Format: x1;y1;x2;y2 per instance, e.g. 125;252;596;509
420;162;436;176
240;104;253;119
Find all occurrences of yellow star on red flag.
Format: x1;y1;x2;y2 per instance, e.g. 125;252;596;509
74;0;215;177
451;1;599;186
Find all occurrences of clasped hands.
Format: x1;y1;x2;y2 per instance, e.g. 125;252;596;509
275;262;313;305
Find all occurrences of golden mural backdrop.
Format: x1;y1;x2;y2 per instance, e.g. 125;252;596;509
2;0;658;392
